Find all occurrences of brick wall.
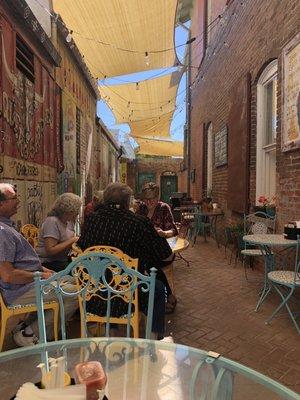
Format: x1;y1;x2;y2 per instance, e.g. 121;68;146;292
186;0;300;231
126;157;181;195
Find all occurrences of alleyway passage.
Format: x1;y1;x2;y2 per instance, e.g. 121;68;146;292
167;239;300;394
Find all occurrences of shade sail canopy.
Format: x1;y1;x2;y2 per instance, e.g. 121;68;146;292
53;0;179;78
129;112;173;138
135;137;183;157
98;71;181;126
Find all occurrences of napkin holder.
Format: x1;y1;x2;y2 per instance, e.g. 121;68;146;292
284;225;300;240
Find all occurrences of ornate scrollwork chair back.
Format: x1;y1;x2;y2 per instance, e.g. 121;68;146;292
34;251;157;344
241;212;276;280
20;224;39;248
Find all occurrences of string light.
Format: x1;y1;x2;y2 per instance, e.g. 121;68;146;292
66;30;73;43
127;101;130;108
136;82;139;91
145;52;150;66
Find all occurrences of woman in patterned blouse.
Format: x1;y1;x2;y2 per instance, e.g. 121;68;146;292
136;182;178;238
136;182;178;313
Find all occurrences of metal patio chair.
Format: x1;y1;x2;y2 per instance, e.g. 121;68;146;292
20;224;39;248
265;237;300;333
34;251;157;345
241;212;276;280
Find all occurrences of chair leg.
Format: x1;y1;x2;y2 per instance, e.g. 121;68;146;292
266;285;299;333
243;257;249;281
0;316;7;351
53;307;59;341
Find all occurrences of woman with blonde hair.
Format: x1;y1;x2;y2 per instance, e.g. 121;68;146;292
36;193;82;272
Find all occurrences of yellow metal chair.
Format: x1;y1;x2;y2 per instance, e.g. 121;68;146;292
20;224;39;249
0;292;59;351
81;245;141;338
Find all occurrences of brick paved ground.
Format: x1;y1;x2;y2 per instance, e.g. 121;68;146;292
166;238;300;394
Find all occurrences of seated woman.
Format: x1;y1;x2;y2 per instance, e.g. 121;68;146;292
136;182;178;238
136;182;178;312
36;193;82;272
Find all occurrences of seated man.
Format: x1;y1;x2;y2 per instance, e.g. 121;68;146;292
0;183;78;347
78;182;175;339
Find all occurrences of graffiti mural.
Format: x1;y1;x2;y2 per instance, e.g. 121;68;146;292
59;92;77;193
27;182;43;227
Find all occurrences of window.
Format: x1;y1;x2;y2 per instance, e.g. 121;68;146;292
206;0;213;47
206;123;213;196
16;35;34;82
256;60;277;203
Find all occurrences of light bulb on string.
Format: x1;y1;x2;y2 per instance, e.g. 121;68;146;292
145;52;150;66
66;30;73;43
127;101;130;108
136;82;139;91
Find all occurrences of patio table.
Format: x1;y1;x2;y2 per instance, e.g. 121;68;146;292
243;234;298;311
1;337;298;399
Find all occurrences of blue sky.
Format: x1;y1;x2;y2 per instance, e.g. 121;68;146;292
96;22;190;143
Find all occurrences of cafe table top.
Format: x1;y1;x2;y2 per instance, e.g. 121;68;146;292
167;236;189;253
243;234;298;247
0;337;298;400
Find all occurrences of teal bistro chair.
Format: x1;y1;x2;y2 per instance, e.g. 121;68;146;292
241;212;276;280
265;238;300;334
192;212;211;246
34;251;157;345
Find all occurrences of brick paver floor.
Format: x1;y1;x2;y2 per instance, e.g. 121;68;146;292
166;238;300;394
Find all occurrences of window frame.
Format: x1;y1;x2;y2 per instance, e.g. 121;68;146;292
256;60;278;204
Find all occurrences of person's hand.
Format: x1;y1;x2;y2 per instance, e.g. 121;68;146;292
155;227;167;237
72;236;79;243
41;270;53;279
42;266;54;274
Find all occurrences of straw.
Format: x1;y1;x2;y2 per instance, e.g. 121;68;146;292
56;356;65;388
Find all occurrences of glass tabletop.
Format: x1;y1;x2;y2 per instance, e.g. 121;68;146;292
0;338;298;399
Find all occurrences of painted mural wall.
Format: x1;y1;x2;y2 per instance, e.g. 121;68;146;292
0;10;58;227
55;35;97;198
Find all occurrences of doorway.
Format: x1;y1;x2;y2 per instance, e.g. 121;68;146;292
160;174;178;204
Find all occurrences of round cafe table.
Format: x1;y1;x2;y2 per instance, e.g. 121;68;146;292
1;337;298;400
167;236;189;254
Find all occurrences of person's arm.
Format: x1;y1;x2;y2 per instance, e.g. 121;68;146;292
44;236;78;257
155;227;174;239
155;203;178;238
0;261;52;284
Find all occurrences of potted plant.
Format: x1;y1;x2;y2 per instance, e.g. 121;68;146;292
254;195;276;217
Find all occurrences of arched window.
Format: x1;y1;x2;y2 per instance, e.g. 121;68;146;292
256;60;277;203
206;123;213;196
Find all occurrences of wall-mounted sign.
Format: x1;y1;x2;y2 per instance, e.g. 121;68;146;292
282;33;300;152
214;126;228;167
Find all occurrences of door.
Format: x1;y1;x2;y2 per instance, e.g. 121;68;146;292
160;175;178;204
137;172;156;195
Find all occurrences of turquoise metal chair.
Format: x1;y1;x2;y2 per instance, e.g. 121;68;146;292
266;238;300;333
191;212;211;246
241;212;276;280
34;251;157;344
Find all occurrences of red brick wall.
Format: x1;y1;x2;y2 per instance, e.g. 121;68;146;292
188;0;300;230
126;157;181;196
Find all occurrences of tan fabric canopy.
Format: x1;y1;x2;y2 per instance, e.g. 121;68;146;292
98;71;181;125
129;112;173;138
53;0;179;78
135;137;183;157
